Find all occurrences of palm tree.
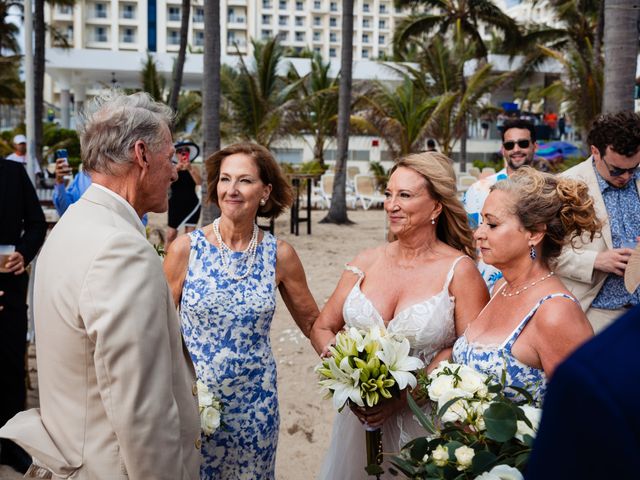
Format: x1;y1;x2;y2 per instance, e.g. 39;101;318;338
512;0;603;140
393;0;520;59
355;75;437;159
200;0;221;225
0;1;21;54
412;37;506;158
225;37;300;147
286;53;339;167
140;52;166;102
321;0;354;225
393;0;520;171
168;0;190;114
0;55;24;103
602;0;639;112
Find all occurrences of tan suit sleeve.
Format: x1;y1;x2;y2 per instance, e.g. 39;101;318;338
79;231;188;480
556;243;598;284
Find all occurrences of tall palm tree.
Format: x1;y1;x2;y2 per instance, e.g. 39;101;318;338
168;0;190;114
355;75;437;159
0;55;24;103
286;53;339;167
321;0;354;225
201;0;221;225
602;0;639;112
0;0;21;54
140;52;166;102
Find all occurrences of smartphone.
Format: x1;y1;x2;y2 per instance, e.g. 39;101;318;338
55;148;71;180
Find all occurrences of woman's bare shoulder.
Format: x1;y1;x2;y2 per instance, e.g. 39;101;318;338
349;244;387;271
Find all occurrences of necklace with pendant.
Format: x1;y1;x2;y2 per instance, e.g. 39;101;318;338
212;218;259;281
501;271;555;297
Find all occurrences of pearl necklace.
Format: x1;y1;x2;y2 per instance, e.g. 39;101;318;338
500;272;555;297
212;218;259;281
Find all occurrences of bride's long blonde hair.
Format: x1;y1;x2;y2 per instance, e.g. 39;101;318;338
390;152;476;259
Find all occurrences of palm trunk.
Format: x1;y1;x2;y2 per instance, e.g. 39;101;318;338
458;70;467;173
602;0;639;113
321;0;354;225
314;132;325;167
168;0;190;114
200;0;221;225
34;0;45;168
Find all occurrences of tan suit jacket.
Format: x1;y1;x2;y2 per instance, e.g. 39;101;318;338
0;185;201;479
556;157;640;314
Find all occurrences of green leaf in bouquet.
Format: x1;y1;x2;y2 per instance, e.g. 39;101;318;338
409;437;430;459
389;456;417;476
505;385;536;405
521;433;535;448
407;394;436;434
471;450;497;474
515;451;530;469
487;383;502;394
484;403;518;442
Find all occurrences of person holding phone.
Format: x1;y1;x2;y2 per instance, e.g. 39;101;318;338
52;150;92;216
165;140;201;249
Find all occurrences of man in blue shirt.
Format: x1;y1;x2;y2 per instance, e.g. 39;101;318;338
556;111;640;332
52;161;92;216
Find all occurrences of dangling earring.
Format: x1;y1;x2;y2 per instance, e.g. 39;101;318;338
431;218;436;225
529;245;537;260
260;198;267;206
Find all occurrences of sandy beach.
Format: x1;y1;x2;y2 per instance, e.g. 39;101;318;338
1;208;387;480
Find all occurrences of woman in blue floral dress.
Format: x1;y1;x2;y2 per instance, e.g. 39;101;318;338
164;143;319;479
453;168;600;403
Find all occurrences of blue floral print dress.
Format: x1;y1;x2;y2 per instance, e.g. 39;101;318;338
180;229;279;480
453;292;577;405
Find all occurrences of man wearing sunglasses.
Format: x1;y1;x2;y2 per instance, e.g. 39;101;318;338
464;118;539;291
556;111;640;332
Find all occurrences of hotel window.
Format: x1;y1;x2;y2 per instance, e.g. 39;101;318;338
362;18;370;28
121;28;135;43
295;31;305;41
313;31;321;41
362;33;369;43
363;3;370;12
194;30;204;46
378;34;385;45
362;49;369;58
122;4;135;19
95;3;107;18
329;47;336;57
279;0;287;9
379;19;386;29
168;7;180;21
295;16;304;26
262;14;272;24
329;17;337;27
314;0;321;8
278;15;288;26
94;26;107;42
313;16;321;26
193;8;204;23
330;1;337;11
168;30;180;45
296;1;304;11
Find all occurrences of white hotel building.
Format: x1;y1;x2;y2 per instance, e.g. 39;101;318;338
44;0;414;127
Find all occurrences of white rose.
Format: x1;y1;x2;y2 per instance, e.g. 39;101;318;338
454;446;475;471
457;366;488;397
427;374;456;402
200;405;221;435
197;381;214;409
429;360;455;377
515;405;542;442
437;388;472;423
475;465;524;480
432;445;449;467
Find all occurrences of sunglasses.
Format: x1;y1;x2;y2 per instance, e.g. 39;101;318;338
601;155;639;177
503;139;531;151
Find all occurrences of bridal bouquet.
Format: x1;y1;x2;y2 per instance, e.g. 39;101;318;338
196;380;222;436
316;326;424;476
390;362;541;480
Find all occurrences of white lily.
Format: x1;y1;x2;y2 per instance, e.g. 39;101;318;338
319;355;364;410
376;336;424;390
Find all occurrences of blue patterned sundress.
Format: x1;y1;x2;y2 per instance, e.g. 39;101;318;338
180;229;279;480
452;293;577;406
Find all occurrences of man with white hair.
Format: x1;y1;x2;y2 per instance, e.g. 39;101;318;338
0;91;201;479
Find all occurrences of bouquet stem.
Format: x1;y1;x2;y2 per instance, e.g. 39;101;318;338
365;427;383;478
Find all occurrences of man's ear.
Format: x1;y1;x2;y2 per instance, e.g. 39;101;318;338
133;140;148;169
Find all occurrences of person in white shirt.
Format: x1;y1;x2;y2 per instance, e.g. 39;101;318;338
6;134;41;175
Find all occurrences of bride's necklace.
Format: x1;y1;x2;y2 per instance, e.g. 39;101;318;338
501;271;555;297
212;218;259;281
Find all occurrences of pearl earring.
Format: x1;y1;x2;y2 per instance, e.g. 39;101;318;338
431;218;436;225
530;245;537;260
260;198;266;206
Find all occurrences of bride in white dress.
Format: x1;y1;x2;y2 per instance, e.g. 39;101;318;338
310;152;489;479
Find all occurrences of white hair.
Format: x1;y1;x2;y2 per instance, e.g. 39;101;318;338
78;90;174;175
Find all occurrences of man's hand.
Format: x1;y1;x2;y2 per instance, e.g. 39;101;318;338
54;158;72;184
594;248;635;276
4;252;25;275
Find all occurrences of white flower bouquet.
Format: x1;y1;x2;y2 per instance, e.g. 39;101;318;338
196;380;222;436
390;361;541;480
316;326;424;477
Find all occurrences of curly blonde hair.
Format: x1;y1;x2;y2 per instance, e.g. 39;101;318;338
492;166;601;262
390;152;476;259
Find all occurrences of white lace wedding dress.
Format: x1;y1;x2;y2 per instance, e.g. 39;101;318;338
317;256;465;480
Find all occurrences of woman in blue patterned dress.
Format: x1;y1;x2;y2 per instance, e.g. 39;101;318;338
453;167;600;403
164;143;319;479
